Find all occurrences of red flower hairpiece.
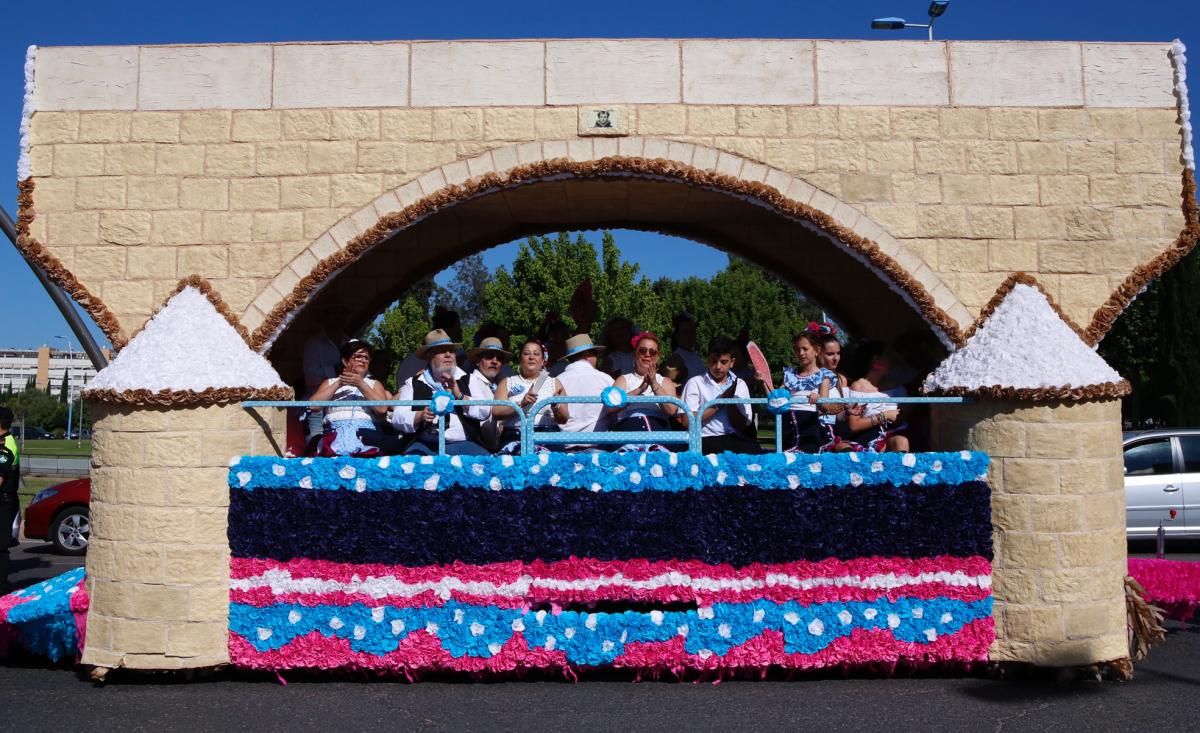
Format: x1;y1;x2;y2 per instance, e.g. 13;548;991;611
632;332;660;349
805;321;838;336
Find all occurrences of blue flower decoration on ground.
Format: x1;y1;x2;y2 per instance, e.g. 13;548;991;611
600;386;628;409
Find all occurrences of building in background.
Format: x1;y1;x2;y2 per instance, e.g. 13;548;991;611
0;347;110;394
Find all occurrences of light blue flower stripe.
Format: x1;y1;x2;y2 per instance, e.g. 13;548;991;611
230;451;989;493
231;596;991;665
2;567;86;662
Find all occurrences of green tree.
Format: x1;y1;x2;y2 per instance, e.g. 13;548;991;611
58;371;69;404
442;254;491;325
1098;278;1163;426
1157;243;1200;425
481;233;604;341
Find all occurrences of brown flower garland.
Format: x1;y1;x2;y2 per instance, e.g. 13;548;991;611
927;381;1131;402
82;386;293;407
1083;168;1200;346
248;157;967;351
14;179;128;348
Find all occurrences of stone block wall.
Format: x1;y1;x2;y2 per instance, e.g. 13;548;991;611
19;40;1189;347
81;404;285;669
933;399;1128;666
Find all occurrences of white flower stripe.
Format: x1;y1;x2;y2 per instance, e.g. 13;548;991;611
232;569;991;599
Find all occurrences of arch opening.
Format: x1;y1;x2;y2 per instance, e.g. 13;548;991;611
263;167;961;386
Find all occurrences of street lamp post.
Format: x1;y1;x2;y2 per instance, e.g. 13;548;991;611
871;1;950;41
55;336;74;445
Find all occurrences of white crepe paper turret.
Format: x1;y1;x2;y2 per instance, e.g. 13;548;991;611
923;276;1129;401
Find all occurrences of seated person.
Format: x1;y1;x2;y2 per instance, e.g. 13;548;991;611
612;332;683;448
392;329;494;456
776;332;835;453
492;339;569;453
680;337;763;455
556;334;614;450
309;339;402;457
464;336;511;451
844;341;910;453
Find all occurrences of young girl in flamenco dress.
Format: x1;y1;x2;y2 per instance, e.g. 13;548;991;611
777;332;838;453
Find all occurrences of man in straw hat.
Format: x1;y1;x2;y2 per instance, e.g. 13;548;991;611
465;335;512;451
392;329;494;456
556;333;615;450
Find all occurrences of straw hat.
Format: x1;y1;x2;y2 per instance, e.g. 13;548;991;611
466;336;512;361
415;329;463;359
561;333;605;361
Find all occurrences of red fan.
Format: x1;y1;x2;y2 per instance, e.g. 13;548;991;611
746;340;773;391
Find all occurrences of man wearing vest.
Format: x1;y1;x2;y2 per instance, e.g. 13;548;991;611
392;329;494;456
0;407;19;592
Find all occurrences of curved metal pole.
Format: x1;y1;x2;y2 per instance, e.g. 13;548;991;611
0;205;108;369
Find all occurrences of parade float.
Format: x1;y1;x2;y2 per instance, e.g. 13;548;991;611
1;36;1197;680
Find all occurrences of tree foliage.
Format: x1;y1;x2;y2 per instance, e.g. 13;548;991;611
441;254;491;324
1100;240;1200;427
371;232;825;373
1;386;80;432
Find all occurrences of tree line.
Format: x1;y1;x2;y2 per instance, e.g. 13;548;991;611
370;232;823;388
0;372;90;435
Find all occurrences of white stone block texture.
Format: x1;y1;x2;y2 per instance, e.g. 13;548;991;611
34;46;139;110
816;42;948;106
274;43;410;108
682;40;814;105
1083;44;1177;108
411;41;544;107
547;41;680;104
139;45;272;110
950;42;1083;107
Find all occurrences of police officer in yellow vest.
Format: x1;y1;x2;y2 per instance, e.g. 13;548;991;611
0;407;19;592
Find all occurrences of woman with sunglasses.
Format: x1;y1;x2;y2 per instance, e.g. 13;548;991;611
308;339;401;456
611;333;682;443
492;339;570;453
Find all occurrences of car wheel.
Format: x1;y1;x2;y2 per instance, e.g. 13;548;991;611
50;507;90;556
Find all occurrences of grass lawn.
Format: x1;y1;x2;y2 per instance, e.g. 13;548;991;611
17;439;92;457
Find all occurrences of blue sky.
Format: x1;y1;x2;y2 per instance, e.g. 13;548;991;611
3;0;1198;349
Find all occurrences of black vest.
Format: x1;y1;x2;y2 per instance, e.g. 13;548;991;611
409;374;483;444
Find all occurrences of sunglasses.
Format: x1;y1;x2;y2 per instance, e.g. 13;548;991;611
637;347;659;356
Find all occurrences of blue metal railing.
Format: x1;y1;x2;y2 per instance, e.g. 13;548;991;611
243;392;967;457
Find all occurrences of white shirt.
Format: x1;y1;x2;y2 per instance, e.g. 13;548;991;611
672;348;706;386
557;360;615;437
682;371;752;437
322;376;382;424
616;371;669;422
502;371;562;429
391;367;494;442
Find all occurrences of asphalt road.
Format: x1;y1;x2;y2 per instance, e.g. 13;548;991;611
3;542;1200;732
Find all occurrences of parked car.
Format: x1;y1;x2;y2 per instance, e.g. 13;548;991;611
1124;429;1200;538
24;477;90;555
13;425;49;440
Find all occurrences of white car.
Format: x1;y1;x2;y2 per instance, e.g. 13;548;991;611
1124;429;1200;538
